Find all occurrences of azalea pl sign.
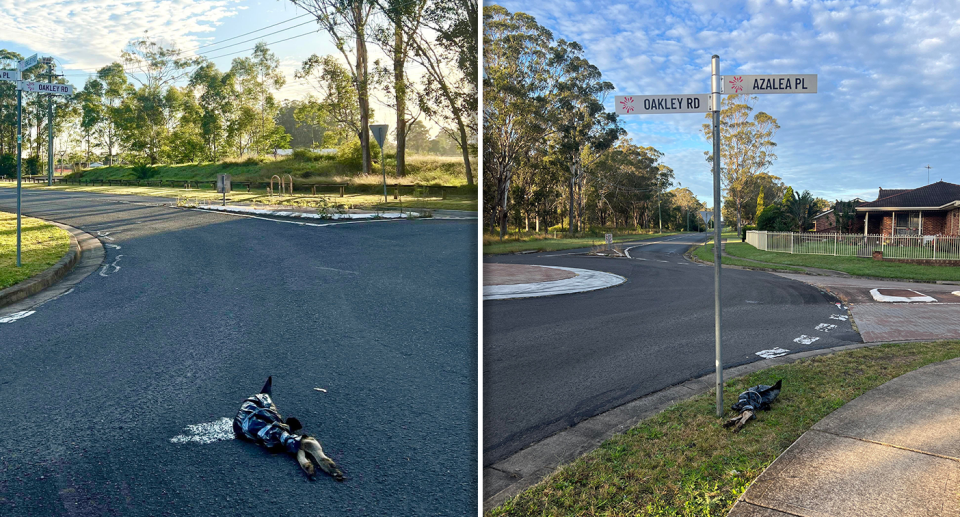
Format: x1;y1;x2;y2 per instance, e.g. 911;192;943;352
0;69;19;82
615;94;711;114
722;74;817;95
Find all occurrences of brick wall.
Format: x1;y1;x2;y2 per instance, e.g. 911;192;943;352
881;214;893;236
921;213;947;235
947;209;960;236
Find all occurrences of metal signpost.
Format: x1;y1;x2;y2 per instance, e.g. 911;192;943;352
217;174;231;206
7;54;73;267
616;55;816;417
370;124;389;203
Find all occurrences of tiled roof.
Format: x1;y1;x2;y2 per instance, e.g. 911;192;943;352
858;181;960;209
878;188;910;199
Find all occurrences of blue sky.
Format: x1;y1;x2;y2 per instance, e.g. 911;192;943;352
0;0;403;126
487;0;960;204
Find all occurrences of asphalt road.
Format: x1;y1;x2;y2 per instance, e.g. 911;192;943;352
0;188;477;516
483;233;860;466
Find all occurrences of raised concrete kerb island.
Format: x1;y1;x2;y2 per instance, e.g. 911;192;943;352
483;264;626;301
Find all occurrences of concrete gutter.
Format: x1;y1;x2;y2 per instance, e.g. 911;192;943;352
0;219;91;308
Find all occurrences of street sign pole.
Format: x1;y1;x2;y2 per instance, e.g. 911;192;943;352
47;59;54;186
15;87;22;267
711;55;724;418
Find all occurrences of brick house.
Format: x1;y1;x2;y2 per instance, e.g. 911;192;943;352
813;198;866;232
855;181;960;236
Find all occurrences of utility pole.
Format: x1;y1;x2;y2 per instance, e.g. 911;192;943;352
657;176;663;234
711;55;724;418
43;57;54;186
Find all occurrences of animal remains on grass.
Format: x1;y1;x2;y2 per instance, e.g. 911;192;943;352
234;376;344;481
723;380;782;433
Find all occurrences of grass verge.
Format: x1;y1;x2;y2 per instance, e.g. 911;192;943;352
693;242;805;273
0;182;477;212
0;211;71;291
725;242;960;282
483;231;682;255
490;340;960;517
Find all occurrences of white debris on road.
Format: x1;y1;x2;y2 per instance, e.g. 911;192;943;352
170;417;235;445
815;323;837;332
0;310;36;323
756;347;790;359
829;314;848;321
794;335;820;345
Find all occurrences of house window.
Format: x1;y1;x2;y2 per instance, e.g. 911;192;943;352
895;212;920;235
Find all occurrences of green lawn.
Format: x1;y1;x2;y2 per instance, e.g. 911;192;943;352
0;211;71;291
483;231;682;255
490;340;960;516
726;242;960;282
693;242;805;272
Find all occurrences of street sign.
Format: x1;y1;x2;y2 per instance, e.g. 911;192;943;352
217;174;231;194
616;94;711;114
370;124;388;149
0;69;20;82
18;54;38;71
699;210;713;225
17;80;73;96
721;74;817;95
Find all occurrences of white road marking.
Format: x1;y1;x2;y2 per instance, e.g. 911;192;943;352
829;314;848;321
316;266;358;275
0;311;36;323
657;260;669;263
756;347;790;359
746;300;761;304
105;243;122;250
99;255;123;277
96;230;115;241
794;335;820;345
815;323;837;332
169;417;235;445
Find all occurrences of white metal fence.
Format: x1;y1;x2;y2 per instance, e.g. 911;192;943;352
746;231;960;261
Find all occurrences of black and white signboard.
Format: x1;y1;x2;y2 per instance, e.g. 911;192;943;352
615;94;711;114
17;80;73;96
721;74;817;95
0;70;19;82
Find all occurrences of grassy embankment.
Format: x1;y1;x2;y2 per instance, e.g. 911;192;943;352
697;239;960;282
693;242;805;273
1;154;477;211
0;211;71;290
483;230;683;255
490;340;960;516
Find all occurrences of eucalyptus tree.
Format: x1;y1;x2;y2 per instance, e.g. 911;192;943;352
290;0;376;174
189;62;235;161
96;63;132;165
372;0;427;177
550;38;621;233
406;0;477;184
251;43;286;156
76;79;105;165
702;93;779;235
483;5;558;238
296;55;366;149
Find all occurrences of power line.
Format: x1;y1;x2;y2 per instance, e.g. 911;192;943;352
181;19;316;55
186;13;312;52
201;30;319;61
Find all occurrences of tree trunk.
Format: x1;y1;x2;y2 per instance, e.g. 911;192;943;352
356;25;372;175
393;22;406;178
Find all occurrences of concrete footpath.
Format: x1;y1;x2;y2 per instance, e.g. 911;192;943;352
729;357;960;517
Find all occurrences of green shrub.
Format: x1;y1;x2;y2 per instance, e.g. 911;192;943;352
0;153;14;177
336;139;382;170
132;163;158;179
25;156;40;175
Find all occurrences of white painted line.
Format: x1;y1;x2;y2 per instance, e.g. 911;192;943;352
794;335;820;345
815;323;837;332
829;314;848;321
170;417;235;445
105;243;121;250
869;288;936;303
96;230;115;241
198;204;420;220
0;310;35;323
484;266;626;301
746;300;761;304
99;255;123;277
657;260;669;263
756;347;789;359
